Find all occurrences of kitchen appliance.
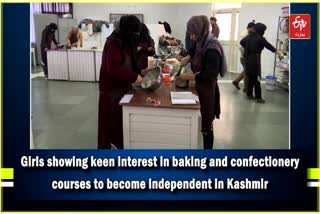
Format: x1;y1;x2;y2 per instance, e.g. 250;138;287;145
141;66;163;91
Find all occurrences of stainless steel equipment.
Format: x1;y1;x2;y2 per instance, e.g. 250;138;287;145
141;66;163;91
175;66;189;88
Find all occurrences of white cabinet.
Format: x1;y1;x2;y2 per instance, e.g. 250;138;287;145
47;50;69;80
67;50;95;81
123;106;202;149
95;50;103;81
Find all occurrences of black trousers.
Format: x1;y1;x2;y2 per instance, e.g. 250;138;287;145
41;49;48;77
247;73;262;99
203;132;214;149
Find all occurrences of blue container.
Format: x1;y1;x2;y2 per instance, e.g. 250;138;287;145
265;75;277;91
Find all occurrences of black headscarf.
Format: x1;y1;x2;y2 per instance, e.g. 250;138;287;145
139;24;152;44
110;15;142;71
187;15;227;77
187;15;210;49
247;20;255;28
254;22;267;36
158;21;172;34
48;23;58;32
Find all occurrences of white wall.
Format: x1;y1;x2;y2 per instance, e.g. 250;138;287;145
238;3;286;77
73;3;212;45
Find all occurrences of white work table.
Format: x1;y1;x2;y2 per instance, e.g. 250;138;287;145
47;48;103;81
120;82;203;149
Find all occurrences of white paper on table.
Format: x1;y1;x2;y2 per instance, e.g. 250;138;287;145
171;91;195;99
119;94;134;104
171;99;197;105
193;94;199;102
171;92;197;105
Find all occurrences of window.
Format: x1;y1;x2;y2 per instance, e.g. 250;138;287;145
39;3;72;15
216;13;232;41
213;4;242;73
213;4;241;42
30;3;73;44
234;12;240;41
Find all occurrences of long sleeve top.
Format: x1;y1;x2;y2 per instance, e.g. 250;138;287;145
189;44;221;82
99;38;138;92
195;49;221;81
137;39;155;71
239;29;248;56
40;27;58;49
66;30;83;47
240;33;276;56
211;24;220;39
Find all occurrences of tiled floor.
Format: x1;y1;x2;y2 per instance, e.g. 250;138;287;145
31;72;289;149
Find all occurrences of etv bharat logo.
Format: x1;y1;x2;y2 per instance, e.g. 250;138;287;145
289;14;311;39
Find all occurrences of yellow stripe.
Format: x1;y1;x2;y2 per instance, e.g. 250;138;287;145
0;168;14;180
307;168;320;180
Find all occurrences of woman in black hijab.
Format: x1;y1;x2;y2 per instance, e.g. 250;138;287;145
178;16;227;149
137;24;155;71
240;22;284;103
98;15;143;149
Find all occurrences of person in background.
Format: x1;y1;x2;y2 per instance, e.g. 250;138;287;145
210;17;220;39
98;15;143;149
137;24;155;71
66;26;83;48
185;31;190;50
114;20;120;32
240;22;284;103
158;21;172;35
40;23;58;78
178;16;227;149
232;21;255;91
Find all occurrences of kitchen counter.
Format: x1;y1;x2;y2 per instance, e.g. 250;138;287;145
120;82;202;149
122;82;200;110
47;48;103;81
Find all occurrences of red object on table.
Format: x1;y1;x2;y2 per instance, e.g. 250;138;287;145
162;67;169;73
163;75;170;82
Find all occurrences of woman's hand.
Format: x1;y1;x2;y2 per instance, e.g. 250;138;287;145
180;55;191;66
134;74;143;86
276;50;285;60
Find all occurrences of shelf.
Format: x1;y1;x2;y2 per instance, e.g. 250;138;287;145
274;15;290;82
279;32;289;35
276;65;289;71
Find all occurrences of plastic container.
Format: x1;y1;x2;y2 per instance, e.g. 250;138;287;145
148;57;155;67
265;75;277;91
